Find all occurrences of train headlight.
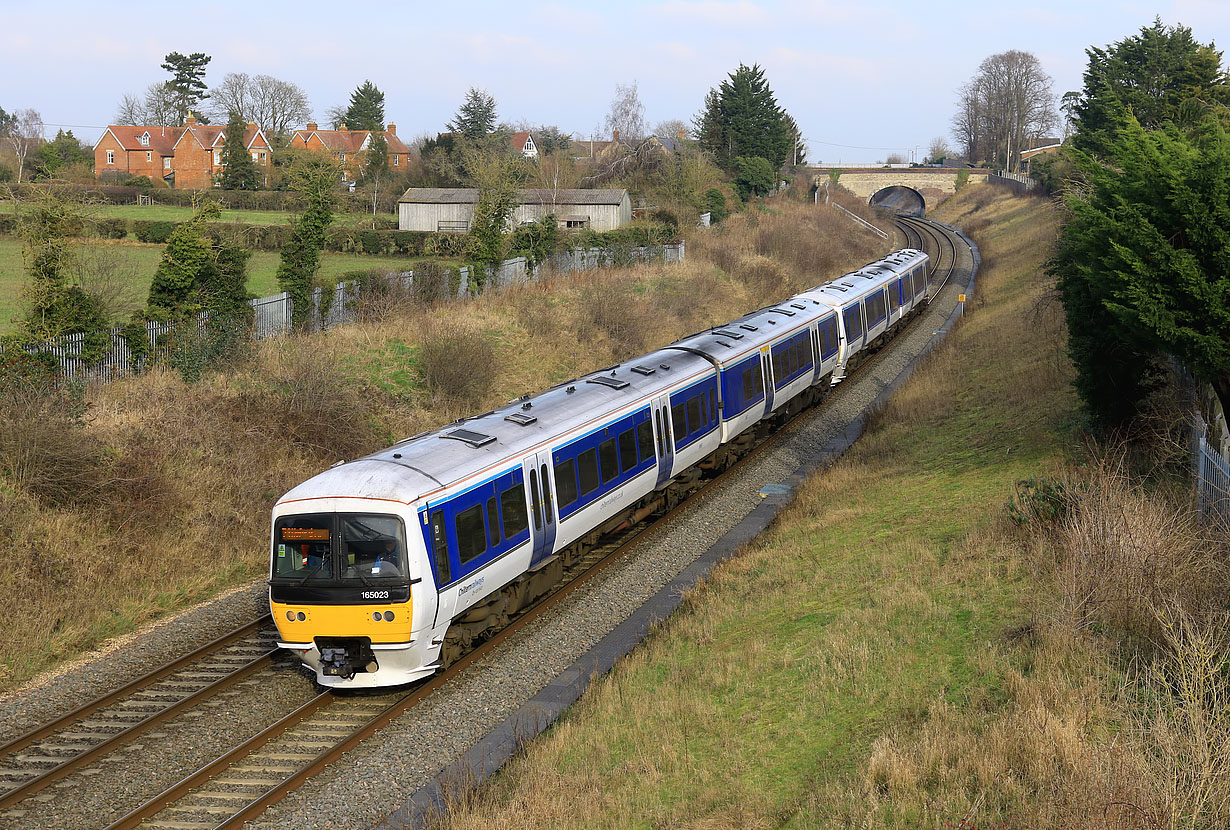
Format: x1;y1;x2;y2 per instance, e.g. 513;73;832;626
297;612;306;621
383;611;395;622
286;610;295;622
373;612;383;622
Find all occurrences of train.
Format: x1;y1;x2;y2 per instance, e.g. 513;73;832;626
269;248;931;688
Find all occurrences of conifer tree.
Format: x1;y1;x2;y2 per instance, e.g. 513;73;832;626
344;80;385;131
447;88;498;140
161;51;211;123
276;154;341;327
219;112;259;190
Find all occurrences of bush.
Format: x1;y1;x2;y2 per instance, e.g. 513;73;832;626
92;217;128;239
132;219;177;243
123;175;155;189
0;215;16;236
704;188;729;222
416;317;496;405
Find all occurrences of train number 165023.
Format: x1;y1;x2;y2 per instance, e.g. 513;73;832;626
362;590;390;600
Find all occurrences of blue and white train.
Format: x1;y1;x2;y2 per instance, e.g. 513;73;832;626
269;249;931;687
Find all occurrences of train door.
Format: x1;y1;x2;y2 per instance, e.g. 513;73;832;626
525;451;557;567
652;393;675;488
425;505;455;628
761;347;775;413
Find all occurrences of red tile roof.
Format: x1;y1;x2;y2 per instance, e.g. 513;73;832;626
292;128;410;155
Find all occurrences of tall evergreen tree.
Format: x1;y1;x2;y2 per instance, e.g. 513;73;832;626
276;154;340;328
1072;18;1230;158
344;80;385;131
147;202;223;320
161;51;211;124
447;88;498;140
219;112;259;190
694;64;792;174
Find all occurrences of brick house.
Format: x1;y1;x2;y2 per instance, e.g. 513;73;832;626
509;131;538;159
94;116;272;188
288;123;411;182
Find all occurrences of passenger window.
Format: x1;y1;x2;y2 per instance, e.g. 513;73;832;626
686;396;701;434
578;448;600;495
637;420;654;462
753;363;763;395
711;389;718;421
599;438;618;483
698;391;708;425
430;509;450;584
672;403;686;445
486;498;501;546
653;410;664;457
619;429;637;473
500;483;528;538
455;504;486;564
742;366;753;400
554;458;578;508
529;471;542;531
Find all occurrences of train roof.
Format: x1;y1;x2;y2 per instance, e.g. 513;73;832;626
277;346;715;508
668;298;829;366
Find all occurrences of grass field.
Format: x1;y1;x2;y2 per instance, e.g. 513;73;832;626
0;238;426;333
0;200;395;228
430;190;1115;828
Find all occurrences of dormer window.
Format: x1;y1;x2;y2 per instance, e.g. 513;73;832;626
139;132;150;147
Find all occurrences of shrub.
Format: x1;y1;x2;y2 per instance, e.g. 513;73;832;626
92;217;129;239
704;188;728;222
416;316;497;406
0;351;105;507
0;215;16;236
123;175;155;189
132;220;177;243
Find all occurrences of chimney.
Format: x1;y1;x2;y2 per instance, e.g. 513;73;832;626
612;128;619;142
677;128;686;141
185;114;196;127
247;121;257;130
387;123;396;136
306;121;318;132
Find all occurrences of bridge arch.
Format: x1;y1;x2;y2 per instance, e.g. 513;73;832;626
869;185;925;217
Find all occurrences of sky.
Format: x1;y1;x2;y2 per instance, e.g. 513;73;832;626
3;0;1229;164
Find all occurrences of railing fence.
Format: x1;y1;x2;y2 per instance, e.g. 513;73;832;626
1;242;685;385
1193;411;1230;521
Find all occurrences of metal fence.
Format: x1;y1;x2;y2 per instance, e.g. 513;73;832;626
1193;412;1230;520
3;242;685;385
989;171;1038;194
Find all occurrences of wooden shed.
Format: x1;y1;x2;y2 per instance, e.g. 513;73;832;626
398;188;632;233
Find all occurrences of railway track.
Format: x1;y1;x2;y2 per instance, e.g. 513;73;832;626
4;219;969;830
0;618;280;812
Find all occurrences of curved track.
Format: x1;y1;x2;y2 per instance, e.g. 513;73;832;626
6;218;972;830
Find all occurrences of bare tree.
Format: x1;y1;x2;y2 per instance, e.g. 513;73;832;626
212;72;311;142
652;118;689;140
4;108;43;182
928;136;952;162
604;81;646;141
952;50;1057;170
114;94;146;125
325;105;348;130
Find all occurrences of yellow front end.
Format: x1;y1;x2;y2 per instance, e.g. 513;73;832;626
271;598;413;645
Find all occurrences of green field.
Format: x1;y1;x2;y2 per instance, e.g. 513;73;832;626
0;238;423;333
0;201;396;228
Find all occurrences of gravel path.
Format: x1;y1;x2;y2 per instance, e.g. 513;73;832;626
0;230;974;830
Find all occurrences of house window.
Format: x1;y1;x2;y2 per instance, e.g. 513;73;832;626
164;157;172;170
251;151;258;161
139;132;150;147
259;152;266;162
392;154;398;166
106;150;114;165
146;151;152;162
340;153;346;161
214;150;222;165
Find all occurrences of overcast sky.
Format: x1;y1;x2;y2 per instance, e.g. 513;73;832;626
3;0;1228;163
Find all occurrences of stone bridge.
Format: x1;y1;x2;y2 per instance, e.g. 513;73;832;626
809;167;990;215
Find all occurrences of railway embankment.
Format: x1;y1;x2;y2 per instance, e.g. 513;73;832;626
421;187;1164;827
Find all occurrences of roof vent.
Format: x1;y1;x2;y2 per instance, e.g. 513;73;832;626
714;329;744;339
442;428;495;448
773;308;796;316
587;376;630;390
631;365;656;375
566;385;576;393
505;412;537;426
522;401;532;409
790;302;806;310
739;324;758;332
659;363;671;370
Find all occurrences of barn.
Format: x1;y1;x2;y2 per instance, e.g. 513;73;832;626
397;188;632;233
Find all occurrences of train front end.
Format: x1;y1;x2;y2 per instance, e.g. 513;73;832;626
269;497;438;688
